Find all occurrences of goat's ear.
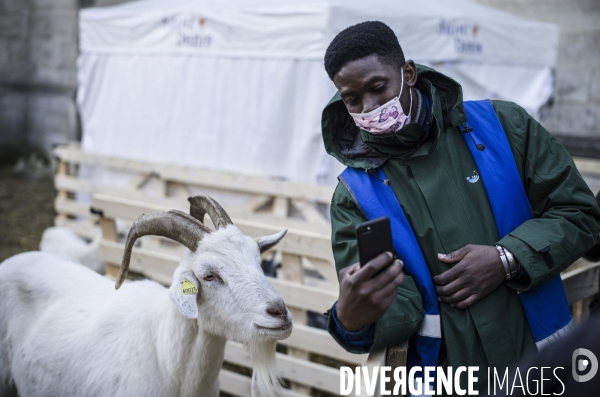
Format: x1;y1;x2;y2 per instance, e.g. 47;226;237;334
256;229;287;254
169;268;200;319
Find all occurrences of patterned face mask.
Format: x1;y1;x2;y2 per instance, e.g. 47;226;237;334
349;72;412;135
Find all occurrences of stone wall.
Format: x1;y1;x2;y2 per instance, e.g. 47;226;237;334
0;0;79;164
473;0;600;154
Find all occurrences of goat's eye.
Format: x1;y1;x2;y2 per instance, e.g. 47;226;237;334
203;274;214;281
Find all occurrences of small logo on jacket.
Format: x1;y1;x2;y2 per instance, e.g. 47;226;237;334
466;170;480;183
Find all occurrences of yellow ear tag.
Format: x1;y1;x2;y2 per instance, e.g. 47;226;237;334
181;279;198;295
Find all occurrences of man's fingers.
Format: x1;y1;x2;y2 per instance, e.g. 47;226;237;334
340;262;360;278
340;257;399;296
371;272;404;310
370;264;405;294
360;259;403;293
453;294;482;310
433;264;462;286
355;252;395;281
354;260;403;307
437;287;470;304
437;245;471;264
346;263;361;276
435;277;464;296
370;258;403;282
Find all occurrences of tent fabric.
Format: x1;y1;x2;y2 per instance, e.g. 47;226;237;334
78;0;559;185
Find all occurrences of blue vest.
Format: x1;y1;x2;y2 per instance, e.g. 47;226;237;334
340;100;573;392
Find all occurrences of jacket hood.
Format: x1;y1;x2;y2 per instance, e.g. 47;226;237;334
321;64;467;169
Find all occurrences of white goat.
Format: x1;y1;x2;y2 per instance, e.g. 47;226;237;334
39;220;130;274
0;196;292;397
39;226;105;273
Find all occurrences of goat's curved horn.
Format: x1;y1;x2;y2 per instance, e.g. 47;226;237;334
188;196;233;230
115;210;211;290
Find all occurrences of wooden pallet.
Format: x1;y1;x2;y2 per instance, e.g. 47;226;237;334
53;142;333;235
574;156;600;195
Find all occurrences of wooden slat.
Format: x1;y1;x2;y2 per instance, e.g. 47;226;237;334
273;197;289;219
355;350;386;397
167;181;191;199
280;253;306;315
54;143;334;204
291;199;329;226
55;217;98;240
57;175;329;234
55;173;92;193
563;265;600;305
100;218;120;278
100;240;178;285
93;194;334;263
56;175;185;208
231;210;330;235
384;341;409;397
237;223;334;263
218;369;252;397
573;157;600;175
242;195;272;212
561;258;600;281
55;160;69;224
55;197;92;218
149;177;167;198
224;342;341;395
271;278;337;313
127;173;153;190
287;324;366;366
279;252;310;394
100;219;118;242
304;257;339;290
218;369;306;397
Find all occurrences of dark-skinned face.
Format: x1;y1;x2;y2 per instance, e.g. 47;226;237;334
333;56;417;120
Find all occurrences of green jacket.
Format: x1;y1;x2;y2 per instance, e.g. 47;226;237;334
322;65;600;393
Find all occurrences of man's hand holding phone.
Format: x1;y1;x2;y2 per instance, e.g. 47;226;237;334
336;252;404;332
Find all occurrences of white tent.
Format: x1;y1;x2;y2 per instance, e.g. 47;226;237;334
78;0;559;185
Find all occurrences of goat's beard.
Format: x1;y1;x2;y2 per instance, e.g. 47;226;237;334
249;340;285;397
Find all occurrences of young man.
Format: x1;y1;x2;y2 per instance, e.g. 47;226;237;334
322;21;600;394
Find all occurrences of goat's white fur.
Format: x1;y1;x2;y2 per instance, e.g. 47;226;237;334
0;225;291;397
39;226;105;273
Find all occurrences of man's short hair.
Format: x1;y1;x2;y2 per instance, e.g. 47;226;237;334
324;21;406;81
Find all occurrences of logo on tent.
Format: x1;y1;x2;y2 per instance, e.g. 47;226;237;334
161;14;213;48
438;19;483;55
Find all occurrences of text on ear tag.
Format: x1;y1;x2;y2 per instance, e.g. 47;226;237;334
181;279;198;295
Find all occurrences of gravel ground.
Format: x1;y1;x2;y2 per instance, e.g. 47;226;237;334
0;165;56;263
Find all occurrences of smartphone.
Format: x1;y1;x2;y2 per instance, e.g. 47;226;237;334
356;216;394;267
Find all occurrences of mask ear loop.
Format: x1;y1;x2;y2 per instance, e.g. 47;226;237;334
398;70;412;124
406;86;413;124
393;71;404;103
